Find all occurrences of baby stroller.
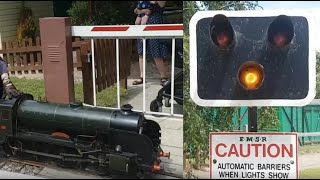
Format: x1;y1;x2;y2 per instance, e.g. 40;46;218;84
150;38;183;112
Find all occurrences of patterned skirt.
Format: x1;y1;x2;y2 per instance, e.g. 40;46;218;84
136;13;168;60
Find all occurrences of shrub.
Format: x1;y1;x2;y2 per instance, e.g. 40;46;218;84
17;7;36;43
67;1;93;25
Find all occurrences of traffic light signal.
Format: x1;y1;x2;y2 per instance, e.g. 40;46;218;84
238;61;264;91
189;11;316;107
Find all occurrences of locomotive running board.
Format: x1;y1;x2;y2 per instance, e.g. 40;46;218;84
16;132;75;148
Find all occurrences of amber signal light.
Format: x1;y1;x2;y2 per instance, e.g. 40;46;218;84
238;61;265;91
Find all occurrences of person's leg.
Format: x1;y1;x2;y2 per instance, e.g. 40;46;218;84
148;38;169;85
132;38;144;85
133;54;169;86
132;55;144;85
154;57;169;86
153;57;167;79
139;55;144;78
135;16;142;25
141;15;149;25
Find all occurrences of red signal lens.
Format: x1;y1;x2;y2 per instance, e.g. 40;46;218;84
268;15;294;48
216;32;232;48
273;33;288;48
210;14;234;49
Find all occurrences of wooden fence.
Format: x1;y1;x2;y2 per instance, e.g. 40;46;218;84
78;39;137;104
0;37;137;104
0;37;43;75
0;37;85;75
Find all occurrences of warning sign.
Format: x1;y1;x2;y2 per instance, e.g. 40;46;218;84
210;133;298;179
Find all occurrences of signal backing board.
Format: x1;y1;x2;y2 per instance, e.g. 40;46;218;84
189;10;316;107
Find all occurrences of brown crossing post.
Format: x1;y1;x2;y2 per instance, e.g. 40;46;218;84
40;17;75;104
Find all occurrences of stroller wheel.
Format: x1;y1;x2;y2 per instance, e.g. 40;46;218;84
164;98;170;107
150;99;163;112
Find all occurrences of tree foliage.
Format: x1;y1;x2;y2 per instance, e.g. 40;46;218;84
183;1;259;34
67;1;93;25
258;107;280;131
67;1;183;25
201;1;260;11
183;1;198;34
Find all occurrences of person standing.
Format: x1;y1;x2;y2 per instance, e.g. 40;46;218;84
132;1;169;86
0;57;21;99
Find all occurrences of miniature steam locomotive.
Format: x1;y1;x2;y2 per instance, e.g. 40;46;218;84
0;94;169;178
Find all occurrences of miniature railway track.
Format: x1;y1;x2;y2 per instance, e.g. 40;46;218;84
155;171;183;179
0;158;45;177
0;157;182;179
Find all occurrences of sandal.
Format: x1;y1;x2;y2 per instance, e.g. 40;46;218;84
160;77;168;86
132;77;143;85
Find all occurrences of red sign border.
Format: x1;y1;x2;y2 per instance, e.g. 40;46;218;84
209;132;298;179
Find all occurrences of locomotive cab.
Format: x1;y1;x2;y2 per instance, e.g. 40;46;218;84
0;94;33;146
0;98;15;143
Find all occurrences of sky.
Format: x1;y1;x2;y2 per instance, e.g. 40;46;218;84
259;1;320;10
259;1;320;50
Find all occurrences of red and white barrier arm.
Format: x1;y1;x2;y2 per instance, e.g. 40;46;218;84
71;24;183;39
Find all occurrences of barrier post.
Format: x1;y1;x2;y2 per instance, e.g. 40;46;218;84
0;32;2;59
40;17;75;104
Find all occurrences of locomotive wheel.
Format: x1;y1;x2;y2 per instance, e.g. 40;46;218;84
54;147;76;169
96;165;110;177
55;159;75;169
137;171;152;179
137;172;145;179
2;138;20;157
150;99;162;112
2;143;12;157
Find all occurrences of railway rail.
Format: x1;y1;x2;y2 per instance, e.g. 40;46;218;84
0;157;182;179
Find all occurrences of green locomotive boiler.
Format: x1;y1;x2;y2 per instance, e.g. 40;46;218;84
0;94;168;178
